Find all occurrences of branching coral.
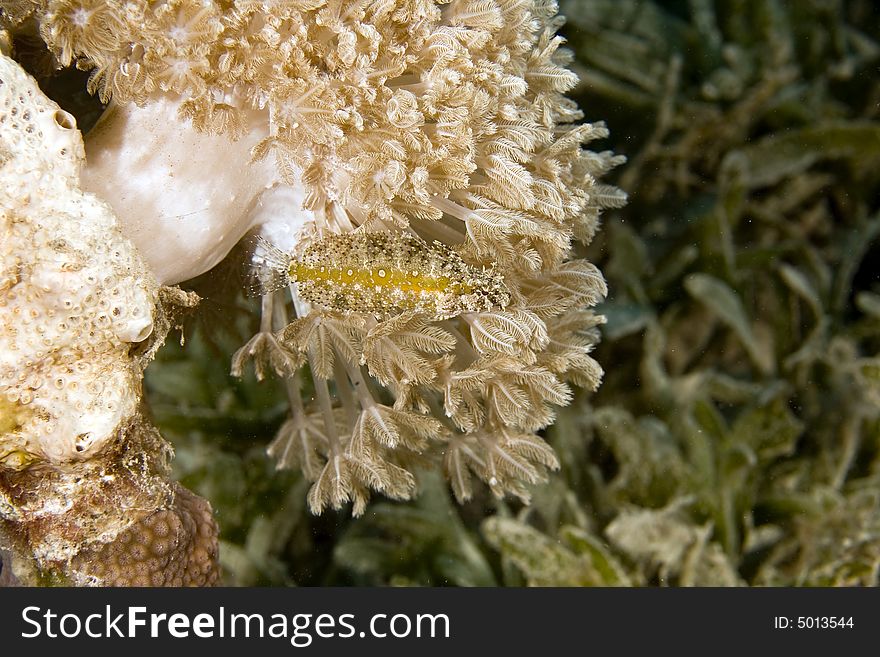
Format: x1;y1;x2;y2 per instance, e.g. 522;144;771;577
0;50;217;585
18;0;623;516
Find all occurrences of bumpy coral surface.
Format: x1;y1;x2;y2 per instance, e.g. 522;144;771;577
27;0;624;514
70;483;219;586
1;51;157;465
0;51;218;586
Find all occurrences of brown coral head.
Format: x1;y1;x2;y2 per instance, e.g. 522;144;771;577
69;483;219;587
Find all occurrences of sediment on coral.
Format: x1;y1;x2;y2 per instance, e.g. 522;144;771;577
0;417;172;564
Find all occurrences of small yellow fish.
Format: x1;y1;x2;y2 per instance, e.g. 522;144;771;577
248;231;509;318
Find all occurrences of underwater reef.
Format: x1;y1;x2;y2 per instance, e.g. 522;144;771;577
2;0;617;584
2;0;880;586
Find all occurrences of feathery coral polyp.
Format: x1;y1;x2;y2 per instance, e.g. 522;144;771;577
29;0;625;513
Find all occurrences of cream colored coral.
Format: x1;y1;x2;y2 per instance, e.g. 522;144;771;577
0;54;219;585
0;51;157;466
28;0;624;513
